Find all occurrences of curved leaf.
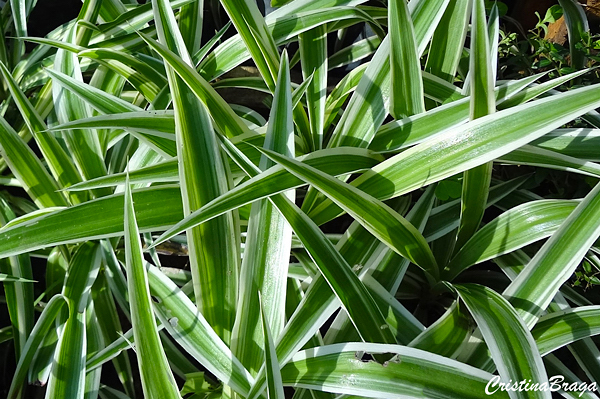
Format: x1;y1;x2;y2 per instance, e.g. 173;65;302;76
152;147;383;246
7;295;68;399
0;186;183;259
147;264;254;396
280;343;509;399
455;284;550;399
255;147;438;277
504;178;600;328
498;145;600;177
445;200;578;280
531;128;600;161
533;306;600;356
454;0;495;252
138;31;252;139
310;81;600;225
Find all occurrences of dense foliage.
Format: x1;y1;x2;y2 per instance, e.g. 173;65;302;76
2;0;600;398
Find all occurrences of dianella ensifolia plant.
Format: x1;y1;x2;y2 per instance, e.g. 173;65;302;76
3;0;600;397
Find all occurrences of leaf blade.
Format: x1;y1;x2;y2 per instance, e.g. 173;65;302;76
389;0;425;118
455;284;550;399
124;176;181;399
255;147;438;277
231;52;294;373
153;0;240;343
504;179;600;328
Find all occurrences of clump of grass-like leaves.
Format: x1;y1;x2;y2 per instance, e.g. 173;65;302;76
1;0;600;398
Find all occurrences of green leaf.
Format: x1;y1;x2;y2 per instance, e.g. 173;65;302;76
496;69;589;110
269;0;365;19
323;63;367;131
424;175;532;242
487;3;500;83
53;27;110;199
498;145;600;177
0;196;34;364
0;61;85;205
409;302;472;359
222;147;398;395
91;270;135;397
98;385;134;399
371;184;436;293
146;264;254;396
328;35;381;70
445;200;578;280
310;81;600;225
178;0;203;54
219;0;280;90
153;0;240;344
280;343;509;399
370;74;542;153
9;0;29;63
0;116;68;208
504;178;600;328
0;15;7;68
151;147;382;246
45;68;176;157
138;31;252;139
299;25;327;150
0;147;382;261
200;6;373;81
192;22;232;65
259;293;285;399
0;326;13;345
389;0;425;118
93;0;194;39
74;0;103;47
531;128;600;161
466;0;496;112
454;161;492;253
78;48;167;101
246;220;402;399
232;51;294;374
255;146;438;277
532;306;600;356
0;273;34;283
327;36;390;148
84;301;104;399
435;179;462;201
45;242;103;399
50;111;176;139
425;0;471;82
454;0;496;252
0;186;183;259
454;284;550;399
7;295;68;399
65;158;178;191
360;272;425;344
557;0;588;70
86;327;137;374
409;0;452;55
220;135;397;348
543;354;598;399
124;175;181;399
17;36;85;54
88;65;126;155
